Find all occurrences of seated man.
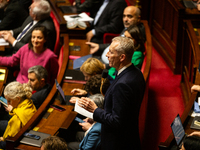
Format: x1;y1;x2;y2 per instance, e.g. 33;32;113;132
0;0;56;54
73;0;102;18
86;0;127;44
0;0;28;30
28;65;52;109
86;6;146;62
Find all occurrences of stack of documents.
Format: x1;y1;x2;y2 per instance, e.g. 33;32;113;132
0;38;9;46
64;12;94;22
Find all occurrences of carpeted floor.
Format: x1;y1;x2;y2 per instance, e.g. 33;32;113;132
140;47;185;150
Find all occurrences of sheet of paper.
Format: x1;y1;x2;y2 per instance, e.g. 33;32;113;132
74;100;93;119
64;12;94;22
0;38;9;46
0;69;6;81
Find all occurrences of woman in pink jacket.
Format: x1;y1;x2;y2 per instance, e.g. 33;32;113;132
0;26;59;86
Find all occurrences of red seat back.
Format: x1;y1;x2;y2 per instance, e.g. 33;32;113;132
57;46;64;76
50;11;60;55
103;33;120;44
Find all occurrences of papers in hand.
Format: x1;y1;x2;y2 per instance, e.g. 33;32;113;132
64;12;94;22
74;100;93;119
0;38;9;46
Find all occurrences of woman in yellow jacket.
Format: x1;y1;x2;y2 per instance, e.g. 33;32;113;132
0;81;37;149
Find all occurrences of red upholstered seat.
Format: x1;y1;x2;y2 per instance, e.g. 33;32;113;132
57;46;64;76
50;11;60;55
103;33;120;44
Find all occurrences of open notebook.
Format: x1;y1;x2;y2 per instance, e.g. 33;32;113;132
170;114;187;149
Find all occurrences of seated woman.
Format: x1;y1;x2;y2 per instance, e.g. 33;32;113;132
0;26;59;86
0;81;37;149
108;24;145;80
70;74;110;103
68;74;110;150
71;57;105;96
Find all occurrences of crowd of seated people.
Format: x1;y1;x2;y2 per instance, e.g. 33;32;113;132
0;0;56;55
68;74;110;150
0;1;149;150
0;81;37;149
86;6;145;59
0;0;28;30
70;57;105;97
0;26;58;87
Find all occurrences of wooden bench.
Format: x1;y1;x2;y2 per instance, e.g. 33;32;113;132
138;20;152;144
158;20;200;150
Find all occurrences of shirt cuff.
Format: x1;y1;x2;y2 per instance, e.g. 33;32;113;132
92;29;96;35
12;40;17;47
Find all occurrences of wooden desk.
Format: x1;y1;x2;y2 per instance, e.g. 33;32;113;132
16;105;76;150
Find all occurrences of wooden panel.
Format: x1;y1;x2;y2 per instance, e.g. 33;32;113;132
158;20;200;150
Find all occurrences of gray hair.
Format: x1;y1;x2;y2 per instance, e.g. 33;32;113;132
33;0;51;20
112;36;135;61
28;65;48;82
4;81;32;101
89;94;104;109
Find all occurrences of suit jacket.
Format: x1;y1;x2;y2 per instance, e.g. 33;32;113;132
79;122;101;150
12;16;56;52
0;0;28;30
75;0;103;18
89;0;127;44
93;64;145;150
31;84;52;109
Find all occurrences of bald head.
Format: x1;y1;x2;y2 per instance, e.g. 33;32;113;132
123;6;141;28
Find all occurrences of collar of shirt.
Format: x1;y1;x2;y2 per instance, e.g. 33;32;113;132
84;122;95;136
117;63;132;76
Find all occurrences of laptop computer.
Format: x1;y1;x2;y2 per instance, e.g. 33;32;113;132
170;114;187;149
55;79;74;106
73;54;92;70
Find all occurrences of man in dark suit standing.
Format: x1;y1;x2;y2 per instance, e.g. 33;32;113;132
0;0;56;54
0;0;28;30
86;0;127;44
78;36;146;150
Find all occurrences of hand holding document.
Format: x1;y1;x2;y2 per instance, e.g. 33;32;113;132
74;100;93;119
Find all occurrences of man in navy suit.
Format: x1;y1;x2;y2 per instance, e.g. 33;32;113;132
86;0;127;44
79;36;145;149
0;0;56;54
0;0;28;30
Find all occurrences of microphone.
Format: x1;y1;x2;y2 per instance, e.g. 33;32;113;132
100;69;108;96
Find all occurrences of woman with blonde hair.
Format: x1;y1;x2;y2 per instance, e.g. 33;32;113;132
0;81;37;149
80;57;105;81
71;58;105;96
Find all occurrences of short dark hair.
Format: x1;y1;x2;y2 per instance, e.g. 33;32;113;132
28;65;48;82
41;136;68;150
28;26;48;50
126;24;145;53
84;74;110;95
183;135;200;150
